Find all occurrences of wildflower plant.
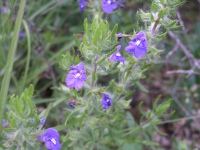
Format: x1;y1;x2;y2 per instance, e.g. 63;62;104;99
0;0;187;149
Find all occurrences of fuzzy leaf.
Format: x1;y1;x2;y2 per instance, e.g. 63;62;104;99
135;81;149;93
168;25;183;31
73;34;81;47
155;99;172;115
109;24;118;40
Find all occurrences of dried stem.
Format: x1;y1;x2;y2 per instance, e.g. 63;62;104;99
152;18;160;34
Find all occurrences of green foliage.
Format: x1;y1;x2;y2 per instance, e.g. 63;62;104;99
59;52;73;71
80;18;118;60
135;81;149;93
1;85;40;149
139;0;186;34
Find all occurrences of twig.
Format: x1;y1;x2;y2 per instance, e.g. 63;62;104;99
152;18;160;34
168;31;200;75
176;10;187;33
170;76;191;117
172;95;191;117
166;43;179;59
166;70;200;76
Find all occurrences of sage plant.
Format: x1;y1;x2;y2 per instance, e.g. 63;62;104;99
0;0;186;149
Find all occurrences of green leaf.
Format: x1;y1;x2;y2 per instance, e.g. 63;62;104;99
135;82;149;93
93;27;100;45
150;13;155;22
154;125;167;136
168;25;183;31
83;36;90;46
96;47;116;65
153;95;161;111
102;21;108;39
126;112;135;128
158;10;163;18
83;19;91;40
109;24;118;40
160;0;164;5
73;34;80;47
85;126;94;140
142;140;158;146
163;20;178;28
91;19;97;34
122;143;142;150
166;0;172;5
155;99;172;115
59;52;72;70
138;101;146;116
162;7;169;15
174;0;186;7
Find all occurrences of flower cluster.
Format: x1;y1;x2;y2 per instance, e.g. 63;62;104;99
65;32;147;109
37;128;62;150
110;31;148;64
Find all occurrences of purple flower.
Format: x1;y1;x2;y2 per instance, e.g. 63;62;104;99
37;128;62;150
2;119;7;127
102;0;118;14
125;31;148;58
68;102;75;109
1;7;6;14
101;93;113;110
109;45;125;63
19;32;25;40
78;0;88;12
117;33;123;41
40;118;46;125
66;62;86;90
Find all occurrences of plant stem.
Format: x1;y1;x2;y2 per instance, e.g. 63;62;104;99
0;0;26;133
152;18;160;34
91;56;98;88
21;20;31;91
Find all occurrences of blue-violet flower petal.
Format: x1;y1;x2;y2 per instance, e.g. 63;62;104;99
40;118;46;125
102;93;113;110
78;0;88;12
109;45;125;63
102;0;118;14
125;31;148;58
1;7;6;14
37;128;62;150
2;119;7;127
66;62;86;90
